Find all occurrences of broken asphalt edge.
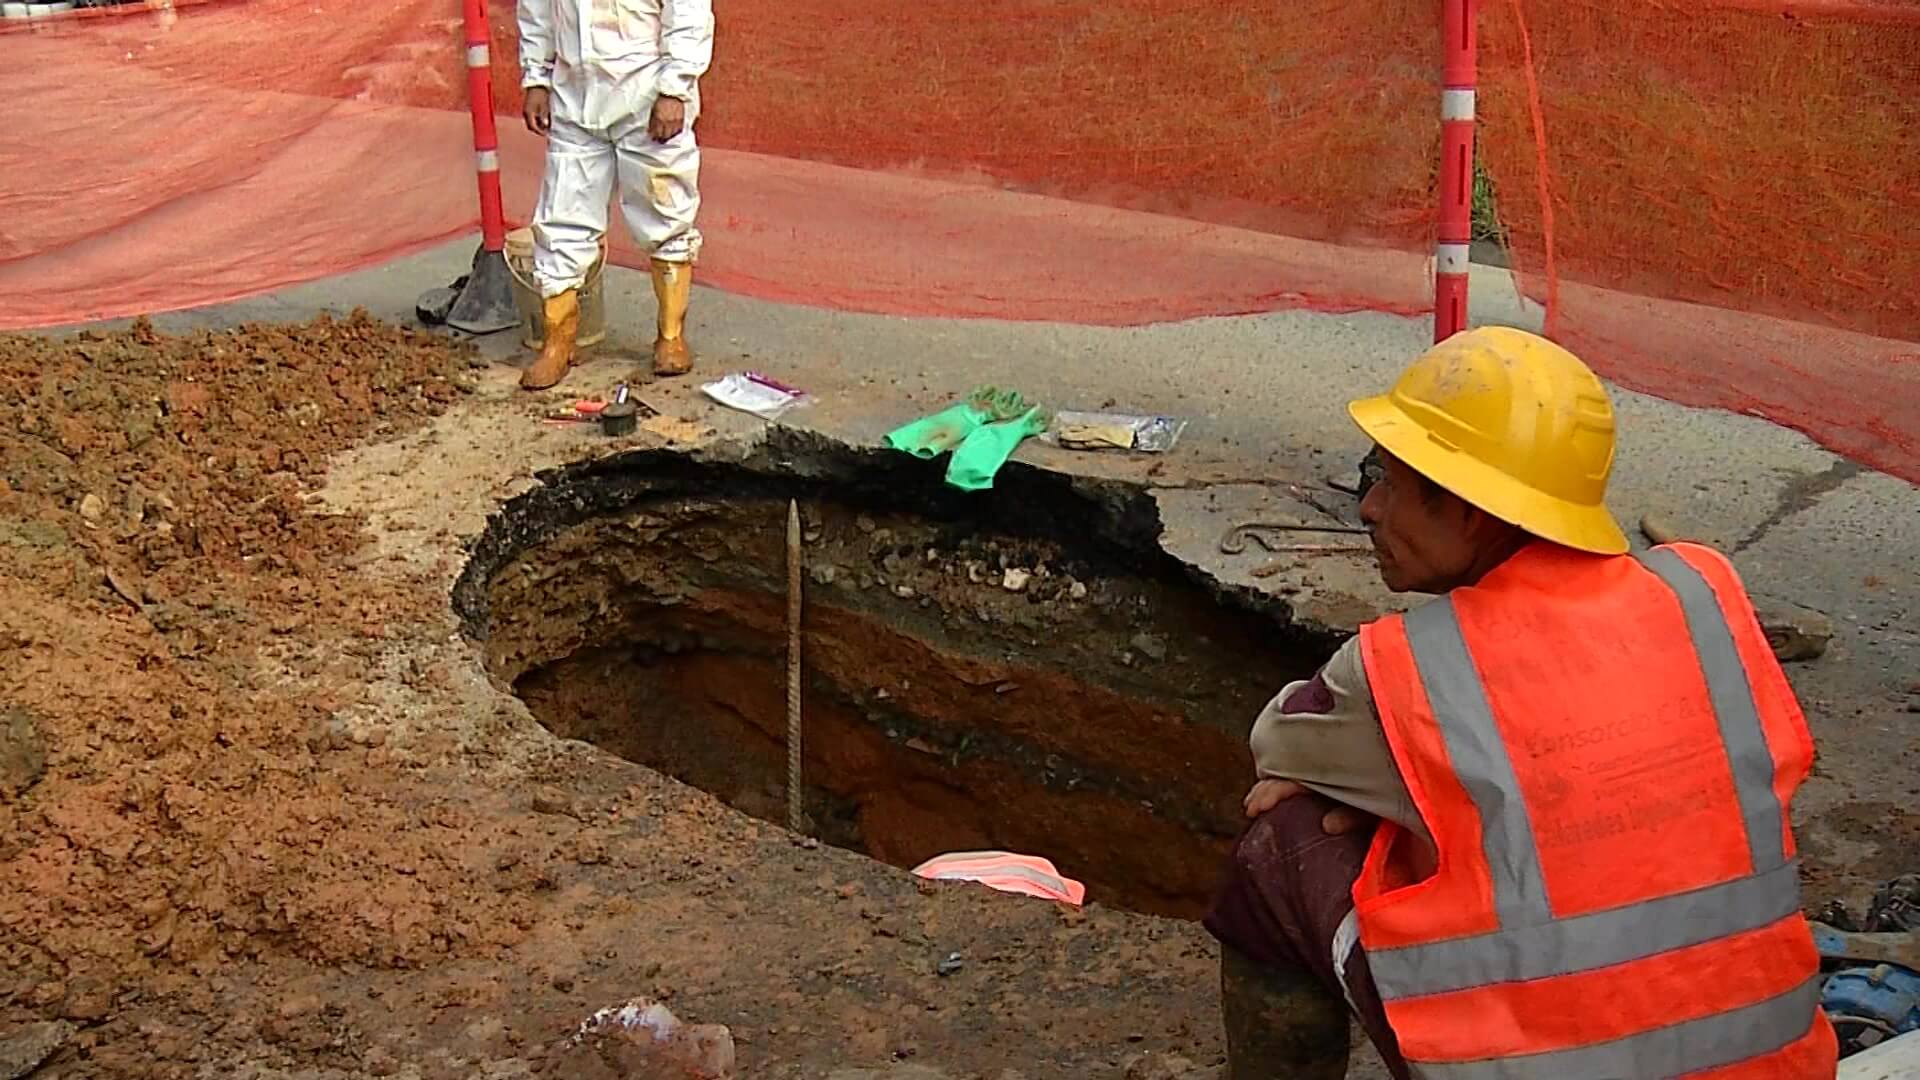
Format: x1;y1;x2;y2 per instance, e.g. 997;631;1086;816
449;424;1359;659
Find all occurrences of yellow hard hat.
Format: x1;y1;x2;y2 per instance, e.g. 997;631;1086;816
1347;327;1628;555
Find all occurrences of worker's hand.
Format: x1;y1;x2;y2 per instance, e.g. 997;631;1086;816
523;87;553;136
1244;778;1372;835
649;95;687;142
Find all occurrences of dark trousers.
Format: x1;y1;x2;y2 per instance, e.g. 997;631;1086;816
1203;793;1412;1080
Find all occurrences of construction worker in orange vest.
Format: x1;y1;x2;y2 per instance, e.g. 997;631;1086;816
1205;327;1838;1079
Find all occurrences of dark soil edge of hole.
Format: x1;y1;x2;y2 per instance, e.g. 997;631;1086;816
451;427;1343;656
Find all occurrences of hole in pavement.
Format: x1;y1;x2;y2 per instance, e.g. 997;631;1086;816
456;440;1342;918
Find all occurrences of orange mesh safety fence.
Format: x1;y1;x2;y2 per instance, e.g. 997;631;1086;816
1477;0;1920;476
0;0;1914;481
696;0;1439;251
495;0;1443;323
0;0;477;320
0;0;1439;330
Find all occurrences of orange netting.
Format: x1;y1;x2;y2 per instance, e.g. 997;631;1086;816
1478;0;1920;476
0;0;1914;481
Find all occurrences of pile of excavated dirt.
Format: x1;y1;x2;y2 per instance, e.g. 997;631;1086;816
0;317;547;1060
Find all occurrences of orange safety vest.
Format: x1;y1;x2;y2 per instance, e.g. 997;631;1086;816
1353;542;1837;1079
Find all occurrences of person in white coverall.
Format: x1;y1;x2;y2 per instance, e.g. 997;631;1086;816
517;0;714;390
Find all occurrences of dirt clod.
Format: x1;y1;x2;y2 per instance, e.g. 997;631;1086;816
544;999;737;1079
57;979;113;1023
532;788;577;817
1123;1052;1219;1080
1130;632;1169;662
0;707;47;797
0;1020;74;1080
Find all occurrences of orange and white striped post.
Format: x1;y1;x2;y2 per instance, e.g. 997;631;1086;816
438;0;519;334
461;0;507;256
1435;0;1479;343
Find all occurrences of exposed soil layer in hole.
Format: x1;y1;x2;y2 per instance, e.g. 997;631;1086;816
459;442;1342;918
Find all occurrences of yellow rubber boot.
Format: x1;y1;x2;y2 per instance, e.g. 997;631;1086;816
651;258;694;377
521;289;580;391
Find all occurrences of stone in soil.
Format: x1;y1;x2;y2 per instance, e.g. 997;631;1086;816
0;706;46;797
0;1021;74;1080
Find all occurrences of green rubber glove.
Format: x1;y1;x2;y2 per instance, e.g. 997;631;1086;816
884;387;1028;459
945;406;1050;492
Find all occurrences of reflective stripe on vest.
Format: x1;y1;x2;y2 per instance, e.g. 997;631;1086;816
1411;976;1822;1080
1367;550;1811;1077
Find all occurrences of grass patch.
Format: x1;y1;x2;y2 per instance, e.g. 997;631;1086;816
1471;156;1505;245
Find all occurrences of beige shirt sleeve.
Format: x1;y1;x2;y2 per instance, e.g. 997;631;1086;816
1248;635;1431;843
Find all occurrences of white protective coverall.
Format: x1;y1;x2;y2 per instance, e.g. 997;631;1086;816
518;0;714;298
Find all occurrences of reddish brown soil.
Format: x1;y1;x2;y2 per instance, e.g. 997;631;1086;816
0;314;504;970
510;575;1257;919
0;316;558;1064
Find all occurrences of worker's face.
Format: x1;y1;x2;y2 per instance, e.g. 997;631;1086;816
1358;449;1498;593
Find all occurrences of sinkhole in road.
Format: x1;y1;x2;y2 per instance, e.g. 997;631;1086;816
454;443;1342;918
